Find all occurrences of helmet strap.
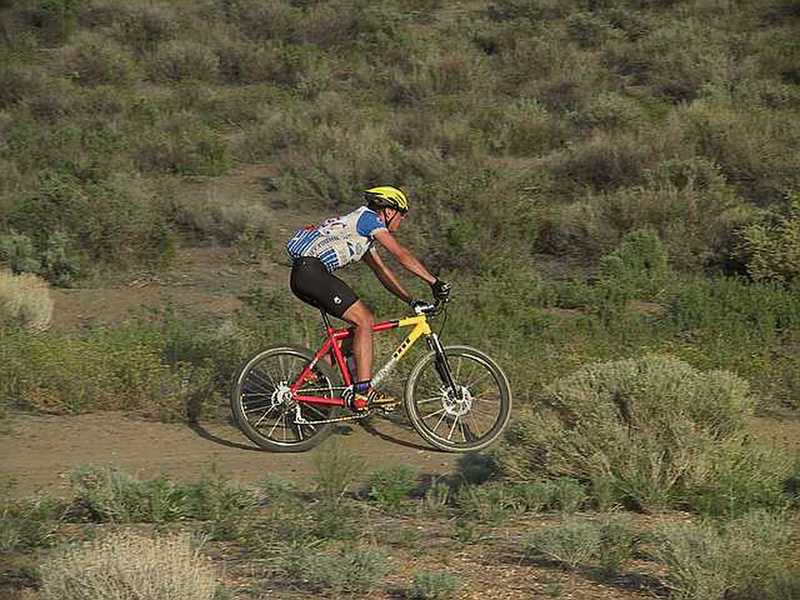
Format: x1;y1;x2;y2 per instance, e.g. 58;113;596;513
383;208;398;228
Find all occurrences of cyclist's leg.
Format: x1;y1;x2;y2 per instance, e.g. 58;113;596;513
340;300;374;382
342;301;396;409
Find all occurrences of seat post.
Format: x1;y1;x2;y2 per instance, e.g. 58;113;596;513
320;310;333;333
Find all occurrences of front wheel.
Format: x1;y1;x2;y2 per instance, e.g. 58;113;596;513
404;346;512;452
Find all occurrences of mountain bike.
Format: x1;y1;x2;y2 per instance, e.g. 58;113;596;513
230;299;511;453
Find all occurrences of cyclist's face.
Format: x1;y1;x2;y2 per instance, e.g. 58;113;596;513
386;209;406;232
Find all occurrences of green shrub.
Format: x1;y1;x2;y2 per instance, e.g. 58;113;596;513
572;91;644;131
488;0;569;21
188;477;259;541
6;170;174;282
492;355;757;512
683;101;800;203
387;42;491;106
0;231;42;275
69;466;257;529
367;464;417;511
257;476;299;504
597;228;670;301
113;3;178;53
507;480;555;513
455;482;520;522
0;493;61;553
524;515;635;574
40;530;221;600
653;511;795;600
272;122;417;209
604;17;729;103
525;517;602;570
551;133;651;193
170;191;273;245
27;0;79;45
596;516;636;577
566;12;621;48
0;322;217;418
537;161;749;270
150;40;220;82
312;439;365;503
26;78;79;122
421;478;452;514
217;40;291;84
280;544;388;593
299;0;408;49
70;466;191;523
219;0;300;43
667;275;800;341
135;113;230;176
738;194;800;284
552;477;587;514
689;443;792;518
69;32;139;86
478;98;568;156
409;571;460;599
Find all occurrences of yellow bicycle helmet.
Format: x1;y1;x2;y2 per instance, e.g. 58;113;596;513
364;186;409;213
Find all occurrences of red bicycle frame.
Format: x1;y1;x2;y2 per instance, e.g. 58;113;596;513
289;310;434;408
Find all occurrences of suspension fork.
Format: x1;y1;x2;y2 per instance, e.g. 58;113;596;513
426;333;458;394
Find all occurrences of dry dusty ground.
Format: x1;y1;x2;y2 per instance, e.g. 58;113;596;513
0;411;459;499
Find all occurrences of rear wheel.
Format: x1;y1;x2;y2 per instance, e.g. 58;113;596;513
230;347;339;452
405;346;511;452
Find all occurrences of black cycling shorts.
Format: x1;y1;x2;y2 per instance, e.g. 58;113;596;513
290;256;358;318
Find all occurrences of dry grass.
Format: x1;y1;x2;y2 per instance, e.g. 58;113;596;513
40;530;220;600
0;270;53;332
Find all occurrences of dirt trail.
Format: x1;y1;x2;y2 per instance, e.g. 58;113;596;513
0;412;460;498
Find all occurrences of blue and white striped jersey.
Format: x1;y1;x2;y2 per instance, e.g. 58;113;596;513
286;206;387;272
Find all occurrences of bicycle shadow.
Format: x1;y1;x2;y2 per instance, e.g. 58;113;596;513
186;393;262;451
186;419;263;452
186;393;444;453
357;414;446;453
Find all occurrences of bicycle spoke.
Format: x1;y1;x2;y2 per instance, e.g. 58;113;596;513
250;368;276;390
469;404;502;418
278;355;286;381
422;407;447;421
433;413;448;434
265;410;284;436
244;401;272;415
243;391;271;397
464;370;491;390
448;414;460;440
417;395;444;405
471;392;501;403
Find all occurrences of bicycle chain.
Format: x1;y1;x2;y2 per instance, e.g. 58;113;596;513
293;411;372;426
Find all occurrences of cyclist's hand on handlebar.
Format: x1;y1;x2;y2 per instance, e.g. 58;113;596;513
431;278;452;303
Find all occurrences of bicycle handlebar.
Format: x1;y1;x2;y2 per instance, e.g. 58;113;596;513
412;298;447;317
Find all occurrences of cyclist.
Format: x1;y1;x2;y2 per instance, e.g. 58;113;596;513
286;186;451;411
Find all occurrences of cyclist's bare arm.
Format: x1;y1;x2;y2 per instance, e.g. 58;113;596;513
373;230;437;285
363;247;412;303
